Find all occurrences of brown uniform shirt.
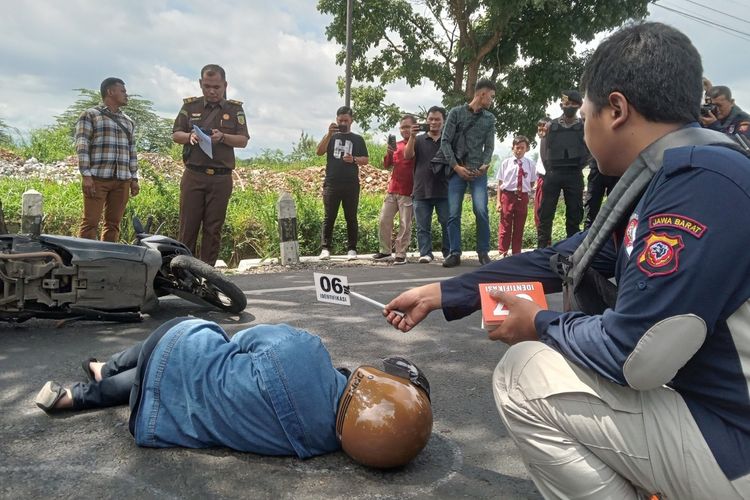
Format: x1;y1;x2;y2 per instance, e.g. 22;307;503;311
173;97;250;170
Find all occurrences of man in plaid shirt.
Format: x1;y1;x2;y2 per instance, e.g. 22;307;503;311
75;77;139;242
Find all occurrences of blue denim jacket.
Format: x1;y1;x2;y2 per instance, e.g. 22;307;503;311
133;319;348;458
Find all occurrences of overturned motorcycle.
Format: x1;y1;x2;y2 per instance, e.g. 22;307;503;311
0;216;247;323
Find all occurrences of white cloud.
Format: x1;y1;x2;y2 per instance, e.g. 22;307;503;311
0;0;747;157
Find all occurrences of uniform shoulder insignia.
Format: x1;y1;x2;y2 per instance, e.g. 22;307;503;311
183;96;199;104
227;99;244;106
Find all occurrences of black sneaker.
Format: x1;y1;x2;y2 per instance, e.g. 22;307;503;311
442;254;461;268
478;253;492;266
372;252;392;260
394;257;406;265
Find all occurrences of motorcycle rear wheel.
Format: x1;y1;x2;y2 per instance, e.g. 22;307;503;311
169;255;247;313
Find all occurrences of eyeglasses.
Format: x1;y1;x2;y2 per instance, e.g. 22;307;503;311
382;356;431;400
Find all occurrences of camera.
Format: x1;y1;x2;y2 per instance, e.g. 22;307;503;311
700;103;718;117
418;123;430;132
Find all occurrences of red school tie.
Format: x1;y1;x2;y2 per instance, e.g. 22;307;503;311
516;159;524;193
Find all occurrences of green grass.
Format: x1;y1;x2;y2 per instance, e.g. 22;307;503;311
0;175;572;265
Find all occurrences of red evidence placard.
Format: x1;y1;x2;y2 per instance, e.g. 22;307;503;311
478;282;548;327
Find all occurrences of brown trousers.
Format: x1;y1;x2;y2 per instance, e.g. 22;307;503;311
178;168;233;266
79;177;131;242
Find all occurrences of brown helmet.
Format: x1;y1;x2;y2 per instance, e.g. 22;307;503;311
336;357;432;468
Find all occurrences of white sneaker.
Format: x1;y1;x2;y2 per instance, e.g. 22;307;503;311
347;250;357;260
319;249;330;260
418;255;433;263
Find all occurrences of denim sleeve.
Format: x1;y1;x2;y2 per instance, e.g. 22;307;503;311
231;324;301;354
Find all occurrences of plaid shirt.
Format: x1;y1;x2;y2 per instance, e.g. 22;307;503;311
75;105;137;179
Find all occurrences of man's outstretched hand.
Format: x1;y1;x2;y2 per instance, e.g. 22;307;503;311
383;283;441;332
486;291;541;344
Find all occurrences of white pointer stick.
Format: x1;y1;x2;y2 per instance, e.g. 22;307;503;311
348;290;405;317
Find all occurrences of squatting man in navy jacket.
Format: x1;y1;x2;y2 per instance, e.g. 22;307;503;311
384;22;750;499
35;318;432;469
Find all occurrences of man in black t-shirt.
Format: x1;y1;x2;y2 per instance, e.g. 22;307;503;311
315;106;369;260
404;106;448;263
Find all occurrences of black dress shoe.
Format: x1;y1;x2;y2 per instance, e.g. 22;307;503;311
442;254;461;268
478;253;492;266
81;358;98;383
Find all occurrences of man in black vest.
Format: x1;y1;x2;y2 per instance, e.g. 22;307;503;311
536;90;589;248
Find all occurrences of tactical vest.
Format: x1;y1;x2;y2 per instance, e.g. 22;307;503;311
546;120;586;168
551;127;748;315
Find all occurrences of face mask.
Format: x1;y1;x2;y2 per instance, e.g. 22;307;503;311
562;107;578;118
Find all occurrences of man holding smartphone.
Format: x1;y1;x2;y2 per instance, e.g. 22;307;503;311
373;114;417;264
316;106;369;260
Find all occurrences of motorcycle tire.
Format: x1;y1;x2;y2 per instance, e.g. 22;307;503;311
169;255;247;313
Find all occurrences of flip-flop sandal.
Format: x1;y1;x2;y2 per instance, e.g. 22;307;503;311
81;358;98;382
34;381;67;412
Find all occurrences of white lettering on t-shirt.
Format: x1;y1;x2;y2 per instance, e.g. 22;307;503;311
333;139;353;159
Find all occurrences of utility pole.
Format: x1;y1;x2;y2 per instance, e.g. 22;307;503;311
345;0;353;107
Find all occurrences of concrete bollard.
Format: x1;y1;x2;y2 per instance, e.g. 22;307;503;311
277;191;300;265
21;189;43;237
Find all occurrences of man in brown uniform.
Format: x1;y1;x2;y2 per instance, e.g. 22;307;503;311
172;64;249;266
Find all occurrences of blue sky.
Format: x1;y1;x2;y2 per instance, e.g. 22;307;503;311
1;0;748;158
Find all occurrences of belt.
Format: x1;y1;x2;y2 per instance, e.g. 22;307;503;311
503;189;528;196
186;164;232;176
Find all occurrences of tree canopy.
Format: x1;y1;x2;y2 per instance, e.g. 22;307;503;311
318;0;651;138
55;89;174;153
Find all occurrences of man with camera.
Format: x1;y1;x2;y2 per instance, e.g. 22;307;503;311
700;85;750;139
403;106;448;264
172;64;249;266
316;106;369;260
373;115;416;264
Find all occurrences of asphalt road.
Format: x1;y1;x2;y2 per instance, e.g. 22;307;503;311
0;258;562;499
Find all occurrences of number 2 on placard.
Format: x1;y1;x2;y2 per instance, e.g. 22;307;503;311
492;293;534;316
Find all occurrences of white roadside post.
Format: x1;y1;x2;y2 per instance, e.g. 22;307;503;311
21;189;43;237
277;191;300;265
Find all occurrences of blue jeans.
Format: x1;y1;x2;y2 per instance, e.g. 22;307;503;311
447;173;490;255
414;198;449;258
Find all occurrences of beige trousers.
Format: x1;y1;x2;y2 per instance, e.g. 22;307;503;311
493;341;749;499
378;193;413;257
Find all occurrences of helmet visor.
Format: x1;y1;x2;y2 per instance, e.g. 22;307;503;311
382;356;431;400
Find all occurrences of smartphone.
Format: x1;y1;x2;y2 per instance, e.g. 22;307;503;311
388;134;397;149
418;123;430;132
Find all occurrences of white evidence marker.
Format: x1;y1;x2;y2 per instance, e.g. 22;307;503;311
313;272;404;317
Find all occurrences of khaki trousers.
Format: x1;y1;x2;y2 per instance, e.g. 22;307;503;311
493;341;749;499
178;168;233;266
378;193;413;257
79;177;131;242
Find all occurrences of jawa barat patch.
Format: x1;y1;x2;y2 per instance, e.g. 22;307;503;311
648;213;707;239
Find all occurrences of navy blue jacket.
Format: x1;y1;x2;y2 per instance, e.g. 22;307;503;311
441;140;750;480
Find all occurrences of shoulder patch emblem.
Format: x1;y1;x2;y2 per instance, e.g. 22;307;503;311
183;96;199;104
637;232;684;277
648;213;706;239
624;213;638;257
237;112;245;125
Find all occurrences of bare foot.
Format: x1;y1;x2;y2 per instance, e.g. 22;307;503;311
90;361;105;382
